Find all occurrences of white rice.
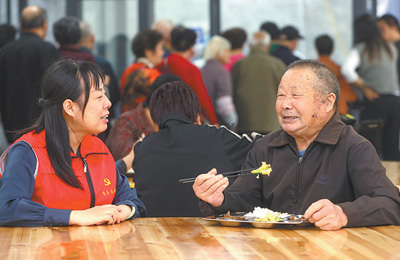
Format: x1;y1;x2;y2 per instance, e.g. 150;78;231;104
244;206;290;219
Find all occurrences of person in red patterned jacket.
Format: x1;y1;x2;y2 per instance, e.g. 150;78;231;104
120;29;164;113
0;60;146;227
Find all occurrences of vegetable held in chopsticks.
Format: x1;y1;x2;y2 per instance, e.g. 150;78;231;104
178;162;272;184
251;162;272;179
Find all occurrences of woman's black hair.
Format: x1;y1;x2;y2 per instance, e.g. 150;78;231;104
220;27;247;50
149;81;200;127
171;26;197;52
131;29;163;58
20;59;105;189
354;14;393;62
260;22;279;40
379;14;400;31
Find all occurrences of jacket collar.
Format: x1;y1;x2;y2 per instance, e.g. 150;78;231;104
20;32;41;39
269;112;345;148
249;47;267;55
160;112;193;129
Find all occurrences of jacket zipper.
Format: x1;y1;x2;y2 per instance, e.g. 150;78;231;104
290;142;313;211
82;157;96;208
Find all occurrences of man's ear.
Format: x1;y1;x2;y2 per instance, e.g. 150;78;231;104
63;99;76;117
325;93;336;112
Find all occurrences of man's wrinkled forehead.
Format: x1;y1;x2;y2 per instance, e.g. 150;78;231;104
279;68;315;89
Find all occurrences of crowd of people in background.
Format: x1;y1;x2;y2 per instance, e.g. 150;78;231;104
0;5;399;229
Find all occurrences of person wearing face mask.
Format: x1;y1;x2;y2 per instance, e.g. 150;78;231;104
120;29;164;113
0;60;146;227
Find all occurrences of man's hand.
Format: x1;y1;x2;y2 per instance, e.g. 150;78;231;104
193;168;229;207
69;205;121;226
304;199;348;231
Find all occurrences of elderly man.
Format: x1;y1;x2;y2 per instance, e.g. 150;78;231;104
232;30;286;135
193;60;400;231
0;6;59;143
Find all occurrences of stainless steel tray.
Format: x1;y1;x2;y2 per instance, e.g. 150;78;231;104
202;212;310;228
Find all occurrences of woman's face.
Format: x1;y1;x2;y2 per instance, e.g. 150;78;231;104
217;48;231;64
146;41;165;66
72;84;112;138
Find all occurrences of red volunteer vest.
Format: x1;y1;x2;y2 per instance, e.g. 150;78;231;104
13;130;117;210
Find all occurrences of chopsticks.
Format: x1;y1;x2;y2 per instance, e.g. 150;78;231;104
179;167;258;184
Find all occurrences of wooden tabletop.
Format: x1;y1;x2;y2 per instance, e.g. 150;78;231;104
0;217;399;260
382;160;400;187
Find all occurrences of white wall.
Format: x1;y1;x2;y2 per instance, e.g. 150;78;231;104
221;0;353;64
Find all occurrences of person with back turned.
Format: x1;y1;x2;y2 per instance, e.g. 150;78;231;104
0;6;59;143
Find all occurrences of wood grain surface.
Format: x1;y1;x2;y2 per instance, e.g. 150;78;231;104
0;217;399;260
382;160;400;187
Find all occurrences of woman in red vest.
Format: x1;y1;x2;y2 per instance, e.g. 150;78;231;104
0;59;146;226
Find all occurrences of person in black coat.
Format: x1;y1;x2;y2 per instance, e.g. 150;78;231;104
132;81;259;217
0;6;59;143
271;26;302;66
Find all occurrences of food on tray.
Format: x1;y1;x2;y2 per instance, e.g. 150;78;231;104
244;207;290;222
220;211;245;220
203;207;308;228
251;162;272;179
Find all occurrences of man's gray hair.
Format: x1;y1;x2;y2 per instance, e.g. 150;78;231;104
287;59;340;109
250;30;271;48
79;21;93;42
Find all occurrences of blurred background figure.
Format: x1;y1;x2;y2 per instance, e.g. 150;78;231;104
260;21;280;53
153;18;174;58
0;6;59;144
78;21;120;120
53;16;95;63
342;14;400;161
201;35;238;130
159;25;217;125
120;29;163;113
232;30;286;135
106;74;181;160
377;14;400;83
271;25;303;66
315;34;357;115
0;24;17;152
133;81;257;217
220;27;247;72
0;24;17;50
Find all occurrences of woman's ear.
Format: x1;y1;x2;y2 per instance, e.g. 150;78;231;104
63;99;76;117
144;49;153;60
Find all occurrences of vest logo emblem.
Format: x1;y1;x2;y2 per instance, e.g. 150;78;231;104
104;178;111;186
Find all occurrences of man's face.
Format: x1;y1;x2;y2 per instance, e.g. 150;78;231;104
275;68;331;140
